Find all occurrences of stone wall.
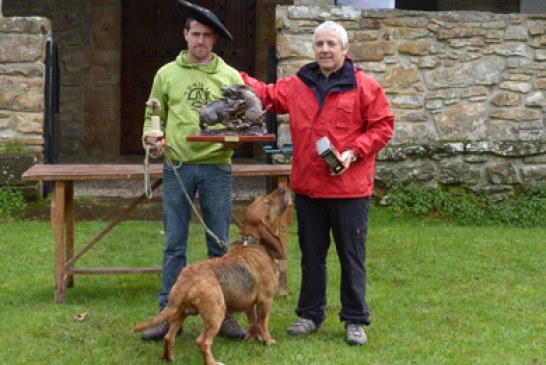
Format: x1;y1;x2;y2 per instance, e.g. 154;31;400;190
3;0;121;162
0;15;50;196
274;6;546;196
2;0;277;163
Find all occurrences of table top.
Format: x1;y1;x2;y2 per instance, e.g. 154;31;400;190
22;163;292;181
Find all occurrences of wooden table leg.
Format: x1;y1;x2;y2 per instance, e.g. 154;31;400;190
52;181;67;303
65;182;74;288
276;176;290;298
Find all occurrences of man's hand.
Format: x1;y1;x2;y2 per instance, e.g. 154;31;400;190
143;134;165;157
328;149;351;176
338;150;357;172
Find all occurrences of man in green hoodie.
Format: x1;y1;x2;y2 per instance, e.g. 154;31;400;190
141;9;245;341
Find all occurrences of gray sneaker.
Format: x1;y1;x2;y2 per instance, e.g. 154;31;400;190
141;321;169;341
140;320;182;341
218;315;246;340
345;323;367;345
286;318;320;336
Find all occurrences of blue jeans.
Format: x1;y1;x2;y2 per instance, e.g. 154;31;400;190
159;162;232;310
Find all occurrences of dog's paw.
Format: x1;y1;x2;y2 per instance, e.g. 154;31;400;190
264;338;277;346
244;333;259;343
160;351;174;362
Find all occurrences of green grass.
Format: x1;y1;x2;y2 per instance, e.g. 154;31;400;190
0;210;544;364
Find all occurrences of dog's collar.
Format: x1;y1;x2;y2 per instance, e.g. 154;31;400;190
240;235;261;246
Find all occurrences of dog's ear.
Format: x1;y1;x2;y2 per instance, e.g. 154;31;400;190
257;223;286;260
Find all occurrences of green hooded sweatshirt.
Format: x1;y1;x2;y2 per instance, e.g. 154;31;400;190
143;50;243;164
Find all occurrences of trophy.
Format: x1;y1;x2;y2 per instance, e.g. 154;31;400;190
187;84;275;143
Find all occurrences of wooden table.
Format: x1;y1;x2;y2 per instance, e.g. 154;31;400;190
22;163;292;303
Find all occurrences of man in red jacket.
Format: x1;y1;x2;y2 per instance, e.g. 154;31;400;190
241;20;394;345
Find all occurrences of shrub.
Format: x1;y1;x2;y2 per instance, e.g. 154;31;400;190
0;186;27;217
380;184;546;227
1;141;26;154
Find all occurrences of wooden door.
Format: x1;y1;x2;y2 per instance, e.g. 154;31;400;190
121;0;256;155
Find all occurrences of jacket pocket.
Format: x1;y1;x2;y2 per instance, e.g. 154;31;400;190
335;96;357;130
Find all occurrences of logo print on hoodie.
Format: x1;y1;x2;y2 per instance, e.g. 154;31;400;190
186;82;213;110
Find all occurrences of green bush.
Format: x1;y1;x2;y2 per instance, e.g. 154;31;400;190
1;140;26;154
380;184;546;227
0;186;27;216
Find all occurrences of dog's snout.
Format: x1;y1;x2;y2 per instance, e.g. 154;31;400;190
273;187;289;214
275;187;288;204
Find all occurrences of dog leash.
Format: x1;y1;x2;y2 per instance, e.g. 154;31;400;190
144;144;164;199
143;142;229;251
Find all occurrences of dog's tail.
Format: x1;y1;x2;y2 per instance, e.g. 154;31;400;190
131;307;177;334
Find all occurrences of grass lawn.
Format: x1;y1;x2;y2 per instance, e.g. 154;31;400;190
0;209;544;364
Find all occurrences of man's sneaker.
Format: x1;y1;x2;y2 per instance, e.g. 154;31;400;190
140;321;182;341
141;321;171;341
286;318;320;336
345;323;367;345
218;315;246;340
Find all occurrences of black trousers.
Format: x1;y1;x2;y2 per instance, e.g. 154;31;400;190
294;193;371;326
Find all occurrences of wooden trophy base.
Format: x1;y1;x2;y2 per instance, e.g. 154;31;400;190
187;133;276;143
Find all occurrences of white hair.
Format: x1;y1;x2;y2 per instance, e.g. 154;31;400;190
314;21;348;48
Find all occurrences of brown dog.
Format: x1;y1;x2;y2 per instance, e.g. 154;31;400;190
132;187;289;364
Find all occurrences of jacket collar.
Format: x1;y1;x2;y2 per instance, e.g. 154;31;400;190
296;57;357;106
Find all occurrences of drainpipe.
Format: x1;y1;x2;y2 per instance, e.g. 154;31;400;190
0;0;3;17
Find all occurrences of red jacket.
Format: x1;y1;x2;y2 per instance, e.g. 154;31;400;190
241;59;394;198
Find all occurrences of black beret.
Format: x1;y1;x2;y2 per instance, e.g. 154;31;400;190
177;0;233;42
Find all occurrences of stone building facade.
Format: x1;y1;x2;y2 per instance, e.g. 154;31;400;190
0;16;48;152
1;0;286;163
1;1;546;198
2;0;122;162
0;15;50;195
274;6;546;196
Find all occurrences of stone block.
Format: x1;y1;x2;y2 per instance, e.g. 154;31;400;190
0;34;46;63
499;81;532;93
524;91;546;107
293;0;333;5
489;108;541;121
398;40;433;56
351;42;385;61
487;163;520;184
435;103;488;140
0;17;51;34
379;62;420;92
0;63;44;77
521;165;546;182
0;153;38;186
491;92;522;106
424;56;504;89
528;22;546;36
391;94;424;109
276;34;313;59
439;160;482;185
0;76;44;111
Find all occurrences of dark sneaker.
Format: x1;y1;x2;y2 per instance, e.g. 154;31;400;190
140;321;181;341
218;315;246;340
286;318;320;336
345;323;367;346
